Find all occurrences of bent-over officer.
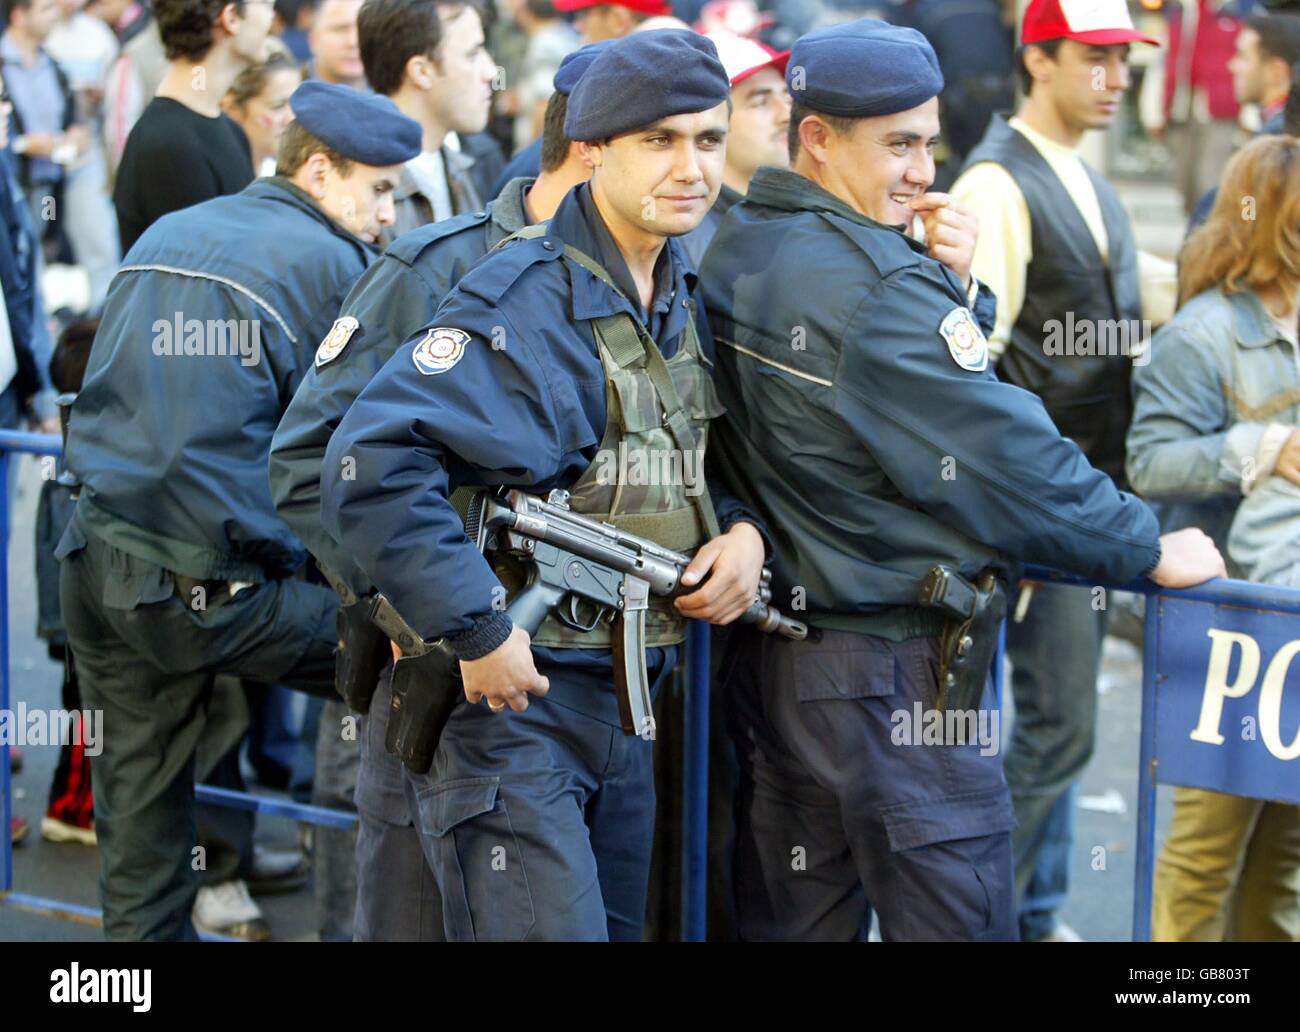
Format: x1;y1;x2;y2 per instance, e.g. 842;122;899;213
57;81;420;941
320;30;769;941
699;18;1226;941
268;44;603;941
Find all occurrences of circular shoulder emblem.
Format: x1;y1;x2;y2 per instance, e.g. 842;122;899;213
412;327;471;376
939;307;988;373
315;316;359;368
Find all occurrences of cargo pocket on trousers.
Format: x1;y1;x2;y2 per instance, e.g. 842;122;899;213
418;776;535;942
879;788;1016;940
791;636;897;702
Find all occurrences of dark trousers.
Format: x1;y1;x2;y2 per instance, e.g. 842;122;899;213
730;626;1017;941
409;665;659;942
58;526;337;941
353;667;444;942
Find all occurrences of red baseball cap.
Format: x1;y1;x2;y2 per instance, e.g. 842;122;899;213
555;0;674;16
705;31;789;86
1022;0;1159;47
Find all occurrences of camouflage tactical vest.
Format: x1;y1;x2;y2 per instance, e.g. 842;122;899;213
495;225;725;648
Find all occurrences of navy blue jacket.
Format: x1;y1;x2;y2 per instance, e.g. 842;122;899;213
67;177;374;580
270;178;535;591
321;183;762;662
701;167;1161;628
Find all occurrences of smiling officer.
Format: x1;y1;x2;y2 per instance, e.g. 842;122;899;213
700;17;1226;942
320;29;770;941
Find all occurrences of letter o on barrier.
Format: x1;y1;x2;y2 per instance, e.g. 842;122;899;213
1258;640;1300;761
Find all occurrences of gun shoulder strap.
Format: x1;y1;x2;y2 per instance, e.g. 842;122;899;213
500;224;723;541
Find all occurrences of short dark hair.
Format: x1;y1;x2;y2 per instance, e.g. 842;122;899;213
787;101;857;162
538;90;569;173
275;118;354;176
50;319;98;395
155;0;246;61
358;0;472;96
1248;13;1300;71
1014;39;1064;96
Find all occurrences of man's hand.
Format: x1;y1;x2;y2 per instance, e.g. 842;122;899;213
1274;428;1300;487
460;624;549;713
674;521;766;625
908;193;978;290
1151;528;1227;588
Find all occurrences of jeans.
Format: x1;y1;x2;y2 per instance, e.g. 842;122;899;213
1003;581;1107;940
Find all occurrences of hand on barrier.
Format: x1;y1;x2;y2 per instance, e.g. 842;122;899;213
1152;528;1227;588
460;624;549;713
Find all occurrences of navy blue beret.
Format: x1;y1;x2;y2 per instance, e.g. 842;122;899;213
787;18;944;118
289;81;422;167
553;41;611;96
565;29;731;141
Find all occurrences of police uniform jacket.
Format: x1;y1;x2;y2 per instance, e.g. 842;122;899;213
700;166;1161;633
321;183;764;674
271;177;536;592
65;176;374;581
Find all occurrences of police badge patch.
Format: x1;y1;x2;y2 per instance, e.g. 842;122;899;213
315;316;359;368
939;307;988;373
412;327;471;375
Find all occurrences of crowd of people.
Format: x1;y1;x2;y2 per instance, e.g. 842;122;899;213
1;0;1297;943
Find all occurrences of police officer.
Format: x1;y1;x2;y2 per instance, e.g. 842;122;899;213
320;29;768;941
698;18;1226;941
268;43;603;942
57;81;421;941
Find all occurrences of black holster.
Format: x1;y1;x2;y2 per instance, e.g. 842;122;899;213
918;566;1006;713
384;642;463;775
335;598;391;713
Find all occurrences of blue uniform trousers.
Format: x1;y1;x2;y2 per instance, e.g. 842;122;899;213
730;627;1018;941
353;667;445;942
404;662;659;942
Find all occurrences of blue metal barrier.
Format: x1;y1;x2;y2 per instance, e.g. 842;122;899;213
0;430;356;933
1016;564;1300;941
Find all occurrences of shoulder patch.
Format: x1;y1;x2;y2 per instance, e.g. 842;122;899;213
412;327;471;375
939;307;988;373
315;316;359;368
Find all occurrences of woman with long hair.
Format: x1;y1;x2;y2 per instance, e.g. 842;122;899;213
1127;134;1300;941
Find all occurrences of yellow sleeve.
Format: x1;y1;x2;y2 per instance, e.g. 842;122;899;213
951;161;1031;361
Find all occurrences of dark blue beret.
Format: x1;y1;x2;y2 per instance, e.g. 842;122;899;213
565;29;731;141
787;18;944;118
289;81;422;167
553;41;611;96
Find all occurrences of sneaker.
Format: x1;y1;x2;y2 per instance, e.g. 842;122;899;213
41;815;97;846
1032;921;1084;942
246;845;309;896
10;816;30;844
192;880;271;941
